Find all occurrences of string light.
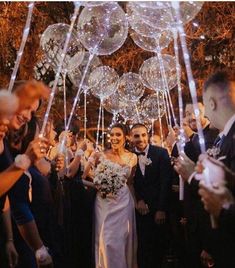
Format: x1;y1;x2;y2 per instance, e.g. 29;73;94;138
8;2;34;92
39;2;81;138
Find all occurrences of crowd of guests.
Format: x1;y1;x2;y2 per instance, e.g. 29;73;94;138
0;70;234;268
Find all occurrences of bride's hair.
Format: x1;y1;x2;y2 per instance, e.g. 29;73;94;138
111;123;129;136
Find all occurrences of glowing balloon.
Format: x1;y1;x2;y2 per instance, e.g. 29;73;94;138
82;2;107;7
88;66;119;100
117;72;145;103
68;52;102;91
130;29;173;52
77;2;128;55
139;55;177;91
141;93;166;119
128;2;172;31
103;91;126;114
119;102;141;121
127;4;161;37
40;23;85;73
129;2;204;30
173;2;204;25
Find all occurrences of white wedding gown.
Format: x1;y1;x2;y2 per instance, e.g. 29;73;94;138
94;158;137;268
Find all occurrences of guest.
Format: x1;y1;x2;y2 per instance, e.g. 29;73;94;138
150;134;161;147
197;155;235;267
130;123;172;268
0;80;53;268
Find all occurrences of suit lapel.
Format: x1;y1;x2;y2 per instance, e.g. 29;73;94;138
220;121;235;156
144;145;153;178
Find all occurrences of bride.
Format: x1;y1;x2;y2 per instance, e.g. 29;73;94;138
83;123;138;268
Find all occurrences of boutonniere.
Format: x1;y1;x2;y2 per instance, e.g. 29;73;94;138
207;146;221;159
138;155;152;166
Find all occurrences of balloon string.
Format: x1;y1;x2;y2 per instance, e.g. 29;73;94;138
162;91;170;127
156;49;176;127
96;100;102;149
172;1;206;153
135;104;141;122
40;2;81;137
163;90;172;129
59;53;94;154
157;91;164;146
172;27;186;152
63;73;67;129
84;89;87;139
8;2;34;92
151;119;154;137
102;104;105;150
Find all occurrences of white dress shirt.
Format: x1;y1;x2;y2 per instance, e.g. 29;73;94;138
136;145;150;176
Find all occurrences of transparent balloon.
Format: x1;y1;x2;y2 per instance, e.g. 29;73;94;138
130;29;173;53
103;91;126;114
117;72;145;103
128;2;172;31
171;2;204;25
40;23;85;74
68;52;102;91
139;55;177;91
127;4;162;37
130;1;204;30
141;93;166;119
119;101;142;121
77;2;128;55
82;1;108;7
89;66;119;100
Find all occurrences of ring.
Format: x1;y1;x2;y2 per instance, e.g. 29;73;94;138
40;148;45;153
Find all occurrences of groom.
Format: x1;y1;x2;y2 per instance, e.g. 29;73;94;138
130;123;172;268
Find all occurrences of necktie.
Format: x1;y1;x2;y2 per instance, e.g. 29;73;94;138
136;152;145;156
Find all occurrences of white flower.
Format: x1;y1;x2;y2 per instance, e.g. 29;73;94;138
138;155;152;166
93;159;127;198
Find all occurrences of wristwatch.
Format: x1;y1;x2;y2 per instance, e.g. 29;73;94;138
14;154;31;170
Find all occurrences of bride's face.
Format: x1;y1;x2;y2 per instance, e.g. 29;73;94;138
110;127;125;150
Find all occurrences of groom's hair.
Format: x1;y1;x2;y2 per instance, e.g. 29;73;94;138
130;123;148;133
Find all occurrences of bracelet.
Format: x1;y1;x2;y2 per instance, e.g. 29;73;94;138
75;149;84;157
6;238;14;242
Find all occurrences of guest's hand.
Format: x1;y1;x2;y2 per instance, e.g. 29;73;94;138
174;152;196;182
5;241;18;268
25;137;49;163
0;123;8;140
77;139;88;152
155;211;166;224
200;250;215;267
35;246;53;268
55;154;65;171
198;184;233;217
136;200;149;215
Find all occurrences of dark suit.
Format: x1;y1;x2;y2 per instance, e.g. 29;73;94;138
219;121;235;173
208;121;235;267
133;145;172;268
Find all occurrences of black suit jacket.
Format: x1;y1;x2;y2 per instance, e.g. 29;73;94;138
133;145;172;213
219;121;235;173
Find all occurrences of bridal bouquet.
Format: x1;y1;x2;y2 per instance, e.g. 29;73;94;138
94;159;127;198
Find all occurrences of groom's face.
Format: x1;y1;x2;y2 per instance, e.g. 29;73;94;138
131;126;149;152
